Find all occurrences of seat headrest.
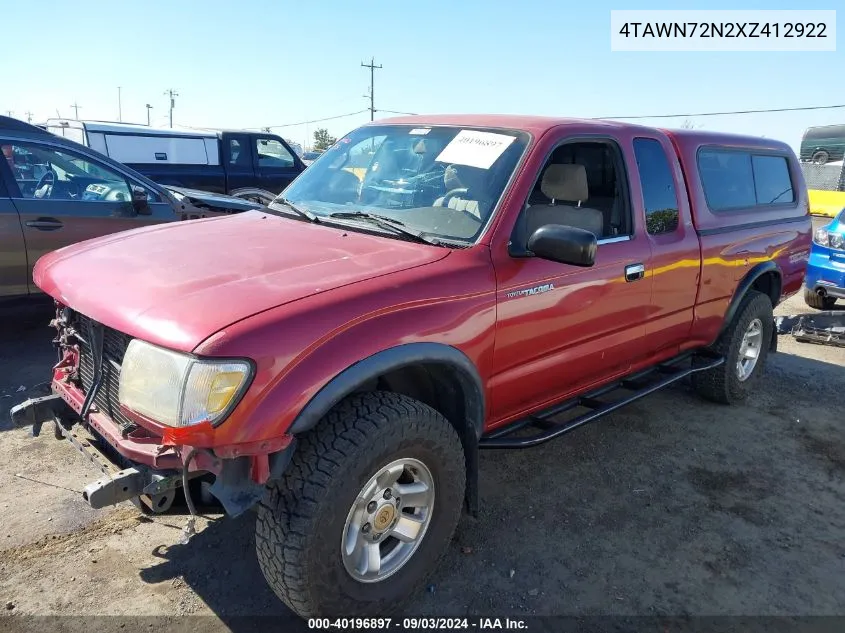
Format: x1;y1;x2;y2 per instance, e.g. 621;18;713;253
444;164;486;193
541;164;588;202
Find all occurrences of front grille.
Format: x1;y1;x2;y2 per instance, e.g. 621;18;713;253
72;313;136;433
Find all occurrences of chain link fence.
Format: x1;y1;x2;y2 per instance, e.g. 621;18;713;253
801;161;845;191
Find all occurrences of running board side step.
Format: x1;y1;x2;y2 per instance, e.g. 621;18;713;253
479;352;725;450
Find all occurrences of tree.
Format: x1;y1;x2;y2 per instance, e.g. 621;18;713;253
313;128;337;152
646;208;680;234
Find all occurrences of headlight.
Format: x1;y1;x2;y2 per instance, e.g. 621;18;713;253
831;232;845;250
118;339;251;427
814;228;829;246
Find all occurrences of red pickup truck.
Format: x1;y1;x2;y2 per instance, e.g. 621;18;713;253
12;115;811;618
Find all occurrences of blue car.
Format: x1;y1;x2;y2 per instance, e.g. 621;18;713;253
805;208;845;309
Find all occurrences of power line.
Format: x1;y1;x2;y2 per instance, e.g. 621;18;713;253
361;57;382;121
264;101;840;132
263;107;415;130
265;110;368;129
598;103;845;120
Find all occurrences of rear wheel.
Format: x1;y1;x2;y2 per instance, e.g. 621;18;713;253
804;287;837;310
255;391;466;618
811;150;830;165
693;290;773;404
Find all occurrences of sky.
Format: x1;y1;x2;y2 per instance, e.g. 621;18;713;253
2;0;843;153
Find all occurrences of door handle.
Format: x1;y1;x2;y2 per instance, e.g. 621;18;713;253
625;263;645;282
25;218;63;231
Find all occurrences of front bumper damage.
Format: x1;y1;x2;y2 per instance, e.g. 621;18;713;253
11;385;295;516
12;388;186;511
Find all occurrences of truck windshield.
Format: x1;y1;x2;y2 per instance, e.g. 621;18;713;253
276;125;529;243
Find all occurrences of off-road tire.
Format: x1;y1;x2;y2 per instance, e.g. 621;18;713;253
804;287;837;311
255;391;466;618
692;290;774;404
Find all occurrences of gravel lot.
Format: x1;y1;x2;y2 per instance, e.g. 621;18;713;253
1;228;843;626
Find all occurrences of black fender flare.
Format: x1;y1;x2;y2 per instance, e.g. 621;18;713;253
289;342;485;515
718;261;782;345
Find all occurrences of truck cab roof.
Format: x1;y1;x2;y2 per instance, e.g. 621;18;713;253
375;114;794;153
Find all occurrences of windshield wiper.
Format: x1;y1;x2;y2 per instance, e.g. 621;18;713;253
268;198;320;223
328;211;442;246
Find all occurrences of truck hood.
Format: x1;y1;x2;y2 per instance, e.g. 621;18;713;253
34;211;449;352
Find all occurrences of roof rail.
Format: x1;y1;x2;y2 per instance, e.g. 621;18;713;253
0;115;49;135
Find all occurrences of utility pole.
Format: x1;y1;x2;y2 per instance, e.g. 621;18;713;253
25;111;33;123
145;103;153;126
361;57;382;121
117;86;122;122
164;89;179;128
70;101;81;120
4;110;12;117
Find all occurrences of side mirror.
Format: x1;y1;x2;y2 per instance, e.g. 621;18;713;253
131;185;152;215
527;224;596;267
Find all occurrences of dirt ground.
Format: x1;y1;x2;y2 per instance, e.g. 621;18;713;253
1;251;844;626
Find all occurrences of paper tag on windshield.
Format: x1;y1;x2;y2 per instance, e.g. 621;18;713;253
409;128;430;135
435;130;516;169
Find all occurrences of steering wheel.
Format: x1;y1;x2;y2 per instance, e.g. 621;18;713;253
439;188;469;207
32;170;56;198
438;187;484;221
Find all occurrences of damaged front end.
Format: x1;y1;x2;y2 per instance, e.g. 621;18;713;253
775;311;845;347
10;305;294;519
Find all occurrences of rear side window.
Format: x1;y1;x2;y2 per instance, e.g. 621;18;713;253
698;149;794;211
633;138;679;234
752;155;794;205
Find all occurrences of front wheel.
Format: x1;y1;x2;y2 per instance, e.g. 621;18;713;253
256;391;466;618
693;290;774;404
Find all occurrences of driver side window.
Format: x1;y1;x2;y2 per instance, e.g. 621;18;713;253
4;142;138;203
255;138;294;168
518;139;632;244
